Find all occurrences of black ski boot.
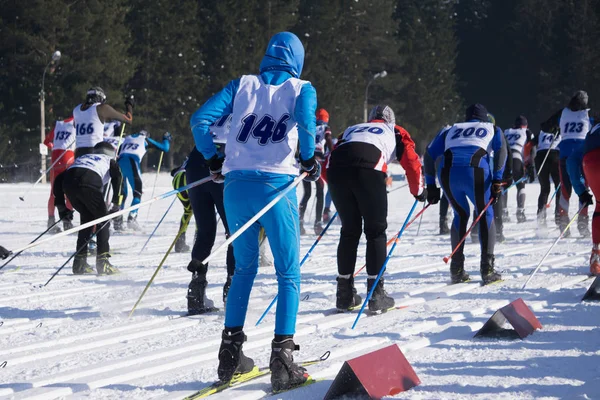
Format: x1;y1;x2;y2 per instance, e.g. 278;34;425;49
367;278;394;312
313;221;323;235
217;329;255;383
450;255;470;283
270;336;309;392
481;255;502;285
73;254;94;275
96;252;120;275
439;216;450;235
113;215;124;231
299;221;306;236
336;276;362;311
223;274;232;306
517;209;527;223
578;215;591;238
174;232;190;253
187;260;216;315
48;216;62;234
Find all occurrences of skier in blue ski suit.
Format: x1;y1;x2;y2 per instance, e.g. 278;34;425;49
116;130;171;230
190;32;319;391
424;104;507;285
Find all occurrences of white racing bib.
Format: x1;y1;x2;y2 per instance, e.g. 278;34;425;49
119;134;147;160
52;120;76;151
504;128;528;160
338;122;396;170
559;108;590;141
73;103;105;148
70;153;112;184
103;136;123;151
537;131;560;151
444;121;495;152
224;75;309;175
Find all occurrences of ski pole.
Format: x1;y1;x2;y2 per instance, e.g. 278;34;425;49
146;151;165;220
7;176;215;256
416;202;426;236
129;212;192;317
443;198;494;264
139;195;177;254
387;182;408;194
0;217;64;271
522;203;586;289
201;173;307;266
352;199;419;329
546;183;562;208
42;220;110;287
353;203;431;277
255;211;338;326
19;146;72;201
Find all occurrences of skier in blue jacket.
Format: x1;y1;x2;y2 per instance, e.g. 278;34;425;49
190;32;319;391
424;104;507;285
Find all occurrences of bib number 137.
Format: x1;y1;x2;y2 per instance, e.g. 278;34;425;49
236;114;290;145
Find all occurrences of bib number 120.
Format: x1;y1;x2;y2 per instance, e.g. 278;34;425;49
237;114;290;145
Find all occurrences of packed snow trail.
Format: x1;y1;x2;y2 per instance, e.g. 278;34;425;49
0;174;598;400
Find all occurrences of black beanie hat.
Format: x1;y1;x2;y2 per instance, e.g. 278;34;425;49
465;104;489;122
514;115;528;127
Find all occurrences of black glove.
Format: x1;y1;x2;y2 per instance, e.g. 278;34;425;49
206;155;225;183
415;188;428;202
108;203;120;214
300;157;321;182
579;191;594;206
0;245;11;260
526;164;535;183
491;180;504;205
503;176;514;188
426;184;441;204
125;95;135;111
58;208;74;222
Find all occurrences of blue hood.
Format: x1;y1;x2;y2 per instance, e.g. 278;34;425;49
259;32;305;78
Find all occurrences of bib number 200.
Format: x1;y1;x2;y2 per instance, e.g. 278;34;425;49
237;114;290;145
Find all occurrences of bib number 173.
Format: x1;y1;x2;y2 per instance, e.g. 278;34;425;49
237;114;290;145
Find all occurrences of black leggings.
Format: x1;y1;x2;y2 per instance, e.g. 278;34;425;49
328;167;388;277
501;157;526;210
535;150;560;214
300;179;324;223
61;168;110;257
186;149;235;276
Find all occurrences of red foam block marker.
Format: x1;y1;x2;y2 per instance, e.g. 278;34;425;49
475;298;542;339
323;344;420;400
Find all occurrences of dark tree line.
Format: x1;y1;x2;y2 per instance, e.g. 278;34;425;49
1;0;599;181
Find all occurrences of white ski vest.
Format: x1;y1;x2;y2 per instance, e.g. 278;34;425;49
338;121;396;171
560;108;590;141
70;153;112;184
73;103;104;148
504;128;528;161
223;75;309;175
104;121;122;137
119;134;147;160
537;131;560;151
52;119;76;151
444;121;495;152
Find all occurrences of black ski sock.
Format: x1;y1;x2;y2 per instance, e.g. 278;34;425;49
224;326;244;335
274;334;293;342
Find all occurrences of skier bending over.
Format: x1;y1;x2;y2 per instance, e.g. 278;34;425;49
424;103;507;285
191;31;319;391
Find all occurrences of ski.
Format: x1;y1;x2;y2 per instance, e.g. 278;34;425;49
182;351;330;399
262;376;323;398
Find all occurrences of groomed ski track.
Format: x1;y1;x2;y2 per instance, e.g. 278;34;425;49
0;174;598;400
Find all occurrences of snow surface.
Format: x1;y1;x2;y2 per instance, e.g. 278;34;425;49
0;174;599;400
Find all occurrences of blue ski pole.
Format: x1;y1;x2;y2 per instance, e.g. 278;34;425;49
139;196;177;254
351;199;419;329
255;211;339;326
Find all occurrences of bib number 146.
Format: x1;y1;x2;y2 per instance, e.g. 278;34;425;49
237;114;290;145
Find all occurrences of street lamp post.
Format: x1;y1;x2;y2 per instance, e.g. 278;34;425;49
40;50;61;184
363;70;388;122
